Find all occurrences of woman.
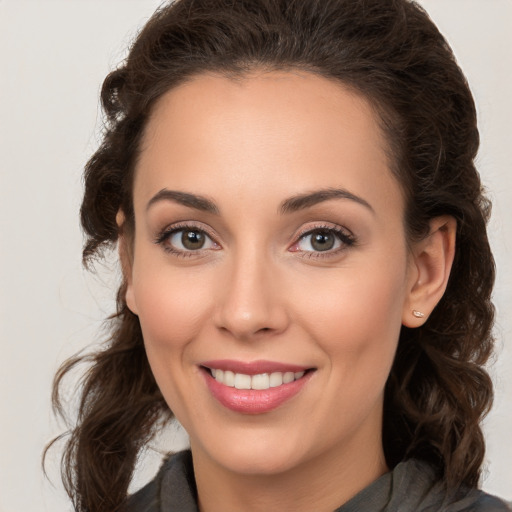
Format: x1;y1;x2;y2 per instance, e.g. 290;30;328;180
49;0;511;510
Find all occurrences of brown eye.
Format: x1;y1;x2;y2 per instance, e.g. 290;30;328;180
291;226;355;255
162;227;219;253
310;231;336;251
182;230;206;250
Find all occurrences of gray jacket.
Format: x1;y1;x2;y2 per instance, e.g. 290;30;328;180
128;450;511;512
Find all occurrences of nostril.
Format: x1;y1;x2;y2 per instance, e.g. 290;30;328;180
254;327;274;335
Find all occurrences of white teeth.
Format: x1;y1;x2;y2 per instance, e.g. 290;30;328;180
234;373;252;390
210;369;307;390
251;373;270;390
269;372;283;387
224;370;235;387
283;371;295;384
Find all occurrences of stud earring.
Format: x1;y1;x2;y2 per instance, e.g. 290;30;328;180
412;310;425;318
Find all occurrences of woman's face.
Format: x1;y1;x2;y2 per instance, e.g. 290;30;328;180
126;71;417;477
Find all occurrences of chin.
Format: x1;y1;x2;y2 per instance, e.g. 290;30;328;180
191;427;311;476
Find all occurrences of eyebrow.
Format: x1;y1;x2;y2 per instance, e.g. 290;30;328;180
280;188;374;215
146;189;219;214
146;187;374;216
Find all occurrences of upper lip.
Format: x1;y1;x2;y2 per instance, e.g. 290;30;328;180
200;359;312;375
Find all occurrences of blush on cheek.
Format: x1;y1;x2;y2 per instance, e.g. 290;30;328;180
302;272;405;364
133;274;211;348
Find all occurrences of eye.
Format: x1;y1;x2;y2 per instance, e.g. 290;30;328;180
299;230;339;252
170;229;212;251
290;226;355;255
155;225;220;255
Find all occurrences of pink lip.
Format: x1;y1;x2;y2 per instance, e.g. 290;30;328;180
199;360;314;414
200;359;310;375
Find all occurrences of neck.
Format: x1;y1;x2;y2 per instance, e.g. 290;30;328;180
192;428;388;512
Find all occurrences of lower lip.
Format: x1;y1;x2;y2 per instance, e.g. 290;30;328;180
202;368;313;414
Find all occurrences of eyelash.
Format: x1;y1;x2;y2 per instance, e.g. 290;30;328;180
154;222;356;259
291;224;356;259
154;222;219;258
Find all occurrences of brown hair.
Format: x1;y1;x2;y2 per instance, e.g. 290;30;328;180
47;0;496;510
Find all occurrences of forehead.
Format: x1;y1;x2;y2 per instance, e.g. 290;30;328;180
134;70;403;218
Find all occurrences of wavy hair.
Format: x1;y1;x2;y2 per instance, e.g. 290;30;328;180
47;0;496;510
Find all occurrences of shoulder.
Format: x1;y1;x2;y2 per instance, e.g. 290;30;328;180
127;450;198;512
470;492;512;512
127;477;160;512
385;459;511;512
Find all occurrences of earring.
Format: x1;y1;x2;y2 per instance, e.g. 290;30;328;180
412;310;425;318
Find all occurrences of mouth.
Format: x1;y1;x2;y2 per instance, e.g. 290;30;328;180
199;360;316;414
204;367;309;390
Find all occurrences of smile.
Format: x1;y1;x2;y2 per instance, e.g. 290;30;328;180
200;360;315;414
209;369;306;390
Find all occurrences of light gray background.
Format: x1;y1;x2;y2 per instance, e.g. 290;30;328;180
0;1;510;511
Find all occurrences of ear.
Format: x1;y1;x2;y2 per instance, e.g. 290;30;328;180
116;210;138;315
402;215;456;327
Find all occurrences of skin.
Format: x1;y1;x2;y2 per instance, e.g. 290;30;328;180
122;71;456;512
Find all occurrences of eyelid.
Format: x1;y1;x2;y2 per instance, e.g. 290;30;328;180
289;222;356;256
154;221;221;255
153;220;355;258
294;222;354;240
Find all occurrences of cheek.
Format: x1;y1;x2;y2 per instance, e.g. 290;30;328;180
293;258;407;373
130;261;215;350
129;262;216;419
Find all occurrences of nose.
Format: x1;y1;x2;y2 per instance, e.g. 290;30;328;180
213;249;289;340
